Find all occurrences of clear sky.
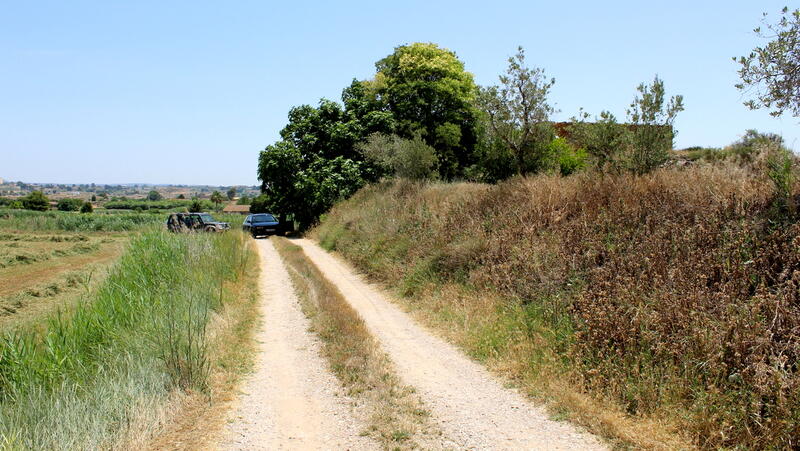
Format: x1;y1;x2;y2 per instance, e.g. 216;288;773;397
2;0;797;185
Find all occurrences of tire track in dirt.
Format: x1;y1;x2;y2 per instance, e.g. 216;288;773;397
295;238;607;451
222;239;375;450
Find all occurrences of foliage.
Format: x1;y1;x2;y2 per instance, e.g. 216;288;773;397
257;141;304;217
358;132;439;180
8;201;23;210
314;168;800;449
0;231;252;449
626;75;684;174
210;190;224;207
188;199;203;213
766;144;798;217
104;199;212;211
226;187;236;201
552;138;587;176
569;110;631;172
477;46;557;175
56;198;84;212
681;130;789;167
735;7;800;117
248;194;270;214
294;157;365;228
177;194;186;199
22;191;50;211
375;42;479;179
236;195;251;205
147;190;163;201
90;194;96;202
80;202;93;214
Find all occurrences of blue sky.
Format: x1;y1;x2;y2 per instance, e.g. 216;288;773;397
1;0;797;185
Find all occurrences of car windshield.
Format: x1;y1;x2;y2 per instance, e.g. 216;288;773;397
251;214;277;222
199;213;215;223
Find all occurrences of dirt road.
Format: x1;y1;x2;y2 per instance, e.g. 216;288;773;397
222;240;375;450
224;237;605;450
295;239;606;451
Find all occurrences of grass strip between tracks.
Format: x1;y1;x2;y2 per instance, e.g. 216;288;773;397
273;237;441;451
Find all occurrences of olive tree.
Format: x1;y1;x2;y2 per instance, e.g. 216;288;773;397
626;75;684;174
477;46;556;175
735;7;800;117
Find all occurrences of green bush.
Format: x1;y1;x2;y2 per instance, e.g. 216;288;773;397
358;132;439;180
549;137;587;176
22;191;50;211
56;198;84;212
80;202;93;214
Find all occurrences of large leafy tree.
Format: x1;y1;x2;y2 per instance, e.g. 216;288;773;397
477;47;556;175
735;7;800;117
280;100;363;161
376;42;479;179
256;141;304;218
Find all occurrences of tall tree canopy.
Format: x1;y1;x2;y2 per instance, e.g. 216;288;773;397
258;42;483;229
375;42;479;178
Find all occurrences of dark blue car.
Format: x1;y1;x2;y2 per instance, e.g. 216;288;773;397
242;213;282;238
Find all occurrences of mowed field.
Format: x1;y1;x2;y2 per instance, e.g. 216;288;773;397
0;210;163;331
0;231;125;330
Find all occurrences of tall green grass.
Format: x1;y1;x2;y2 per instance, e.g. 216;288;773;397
0;210;163;232
0;230;251;449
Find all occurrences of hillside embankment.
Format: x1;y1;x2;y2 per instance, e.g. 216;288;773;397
313;166;800;449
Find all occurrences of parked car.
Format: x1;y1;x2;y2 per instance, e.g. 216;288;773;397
166;212;230;233
242;213;283;238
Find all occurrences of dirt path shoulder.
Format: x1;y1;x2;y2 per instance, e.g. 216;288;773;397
221;239;375;450
295;238;607;451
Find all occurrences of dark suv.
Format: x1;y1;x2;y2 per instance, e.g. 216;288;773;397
242;213;282;238
166;212;230;233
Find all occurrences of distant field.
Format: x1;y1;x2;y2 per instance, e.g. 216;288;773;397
0;210;245;331
0;209;164;232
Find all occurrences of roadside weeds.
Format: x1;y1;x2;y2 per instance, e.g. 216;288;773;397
142;236;260;451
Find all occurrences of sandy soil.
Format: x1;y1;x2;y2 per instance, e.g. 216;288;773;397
295;238;607;451
221;239;375;451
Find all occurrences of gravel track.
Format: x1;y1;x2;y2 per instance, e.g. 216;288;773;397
295;238;607;451
221;239;375;450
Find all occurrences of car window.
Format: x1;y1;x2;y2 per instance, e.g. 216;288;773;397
252;214;277;222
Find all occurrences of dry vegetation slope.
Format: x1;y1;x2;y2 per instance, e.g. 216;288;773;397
313;166;800;449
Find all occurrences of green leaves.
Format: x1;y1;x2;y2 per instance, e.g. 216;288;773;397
477;46;557;175
735;7;800;117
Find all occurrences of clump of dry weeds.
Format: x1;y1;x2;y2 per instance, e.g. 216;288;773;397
313;164;800;449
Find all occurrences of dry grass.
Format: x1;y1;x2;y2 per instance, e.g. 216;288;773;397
313;164;800;449
273;237;441;450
